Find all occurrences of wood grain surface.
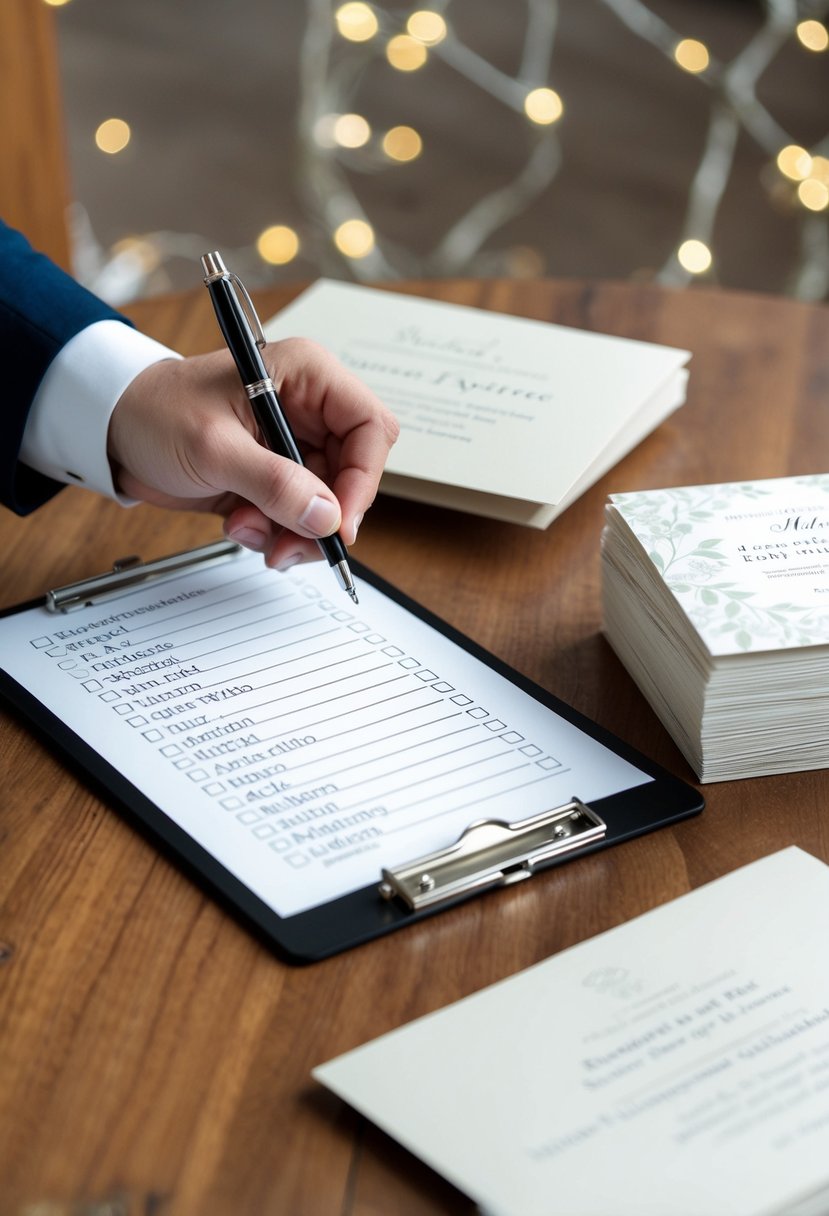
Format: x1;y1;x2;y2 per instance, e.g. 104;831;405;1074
1;279;827;1216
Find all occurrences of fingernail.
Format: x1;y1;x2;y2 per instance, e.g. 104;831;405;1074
299;495;341;537
226;525;268;552
353;512;364;539
276;553;304;572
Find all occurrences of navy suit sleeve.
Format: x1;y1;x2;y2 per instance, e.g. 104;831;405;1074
0;218;131;515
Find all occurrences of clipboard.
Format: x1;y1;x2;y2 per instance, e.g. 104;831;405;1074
0;540;703;963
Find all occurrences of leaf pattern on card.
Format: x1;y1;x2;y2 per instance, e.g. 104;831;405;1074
612;477;829;652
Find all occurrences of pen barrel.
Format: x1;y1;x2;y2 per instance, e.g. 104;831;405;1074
249;390;304;465
205;275;267;386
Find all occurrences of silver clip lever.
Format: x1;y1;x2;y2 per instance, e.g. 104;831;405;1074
379;798;607;912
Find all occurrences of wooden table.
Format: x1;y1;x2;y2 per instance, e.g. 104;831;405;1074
2;279;827;1215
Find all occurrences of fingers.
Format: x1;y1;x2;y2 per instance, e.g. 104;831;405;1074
109;339;399;565
267;339;400;533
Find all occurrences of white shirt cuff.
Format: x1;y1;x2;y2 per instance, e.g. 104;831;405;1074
19;319;182;502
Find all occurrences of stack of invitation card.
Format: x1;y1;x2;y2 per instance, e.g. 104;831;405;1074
601;474;829;782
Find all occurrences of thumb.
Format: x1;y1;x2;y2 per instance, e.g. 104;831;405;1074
224;429;342;537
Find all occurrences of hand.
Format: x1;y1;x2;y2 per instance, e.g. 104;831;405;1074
108;338;399;569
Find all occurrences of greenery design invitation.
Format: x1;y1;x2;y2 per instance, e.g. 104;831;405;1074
610;474;829;654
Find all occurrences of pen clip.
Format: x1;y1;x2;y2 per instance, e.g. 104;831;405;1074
228;272;267;350
201;252;266;350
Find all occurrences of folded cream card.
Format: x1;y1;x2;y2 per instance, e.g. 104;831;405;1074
264;281;689;527
316;848;829;1216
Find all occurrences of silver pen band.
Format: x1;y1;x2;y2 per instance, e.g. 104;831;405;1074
245;378;276;398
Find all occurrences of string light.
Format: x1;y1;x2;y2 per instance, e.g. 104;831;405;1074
796;20;828;52
677;239;712;274
335;3;378;42
42;0;73;7
382;126;423;162
95;118;131;154
77;0;828;303
674;39;709;73
523;87;563;125
334;219;375;258
386;34;429;71
406;11;447;46
257;225;300;264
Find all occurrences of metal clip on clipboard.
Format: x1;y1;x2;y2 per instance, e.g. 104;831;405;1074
379;798;607;912
45;539;243;613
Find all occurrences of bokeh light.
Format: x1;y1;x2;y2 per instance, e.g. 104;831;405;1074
777;145;812;181
523;87;563;125
333;113;371;148
677;239;712;274
674;39;710;73
386;34;428;71
407;11;447;46
257;225;300;265
334;219;375;258
95;118;131;154
382;125;423;162
335;3;378;42
796;20;828;52
798;179;829;211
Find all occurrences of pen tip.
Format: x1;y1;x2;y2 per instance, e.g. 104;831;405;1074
348;588;359;604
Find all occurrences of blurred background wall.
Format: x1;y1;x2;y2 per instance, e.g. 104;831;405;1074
46;0;829;304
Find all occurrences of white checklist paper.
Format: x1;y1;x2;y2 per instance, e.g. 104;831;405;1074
0;549;649;917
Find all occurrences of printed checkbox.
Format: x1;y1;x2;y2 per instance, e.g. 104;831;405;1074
113;703;133;715
364;634;386;644
186;769;209;782
58;660;76;670
82;680;103;693
398;657;420;669
467;707;488;719
69;669;89;680
221;797;244;811
382;645;404;657
415;669;438;682
433;682;454;693
519;744;542;757
202;782;225;796
302;585;322;599
269;837;291;853
160;744;182;757
141;729;164;743
332;610;353;622
536;756;563;771
348;621;369;634
174;757;195;770
237;811;262;825
451;693;473;706
126;715;148;727
253;824;278;839
501;731;524;744
99;691;120;703
319;600;334;611
30;636;53;649
285;852;310;868
46;645;67;658
484;719;507;731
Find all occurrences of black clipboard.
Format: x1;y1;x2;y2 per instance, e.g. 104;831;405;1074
0;541;703;963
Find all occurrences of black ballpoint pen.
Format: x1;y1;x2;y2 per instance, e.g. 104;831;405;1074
200;251;358;603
